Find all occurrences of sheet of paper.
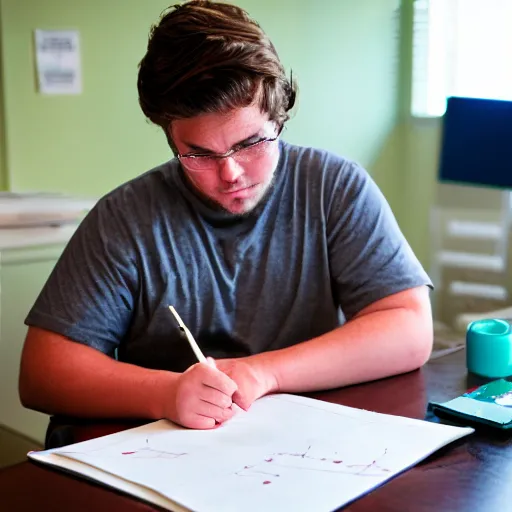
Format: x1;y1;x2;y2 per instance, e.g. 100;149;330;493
29;394;474;512
34;29;82;95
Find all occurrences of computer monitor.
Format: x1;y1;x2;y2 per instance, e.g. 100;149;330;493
438;96;512;189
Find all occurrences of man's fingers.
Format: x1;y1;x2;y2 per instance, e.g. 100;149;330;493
186;415;217;430
196;401;235;423
175;362;240;429
231;389;250;411
199;386;233;409
201;365;238;396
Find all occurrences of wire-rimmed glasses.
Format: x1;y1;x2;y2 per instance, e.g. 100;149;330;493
177;127;282;172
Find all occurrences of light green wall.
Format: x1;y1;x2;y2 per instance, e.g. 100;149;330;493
0;0;172;195
402;119;440;269
396;0;441;267
0;4;7;191
0;0;402;207
244;0;402;211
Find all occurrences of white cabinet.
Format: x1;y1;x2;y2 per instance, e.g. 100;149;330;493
430;183;512;328
0;226;76;443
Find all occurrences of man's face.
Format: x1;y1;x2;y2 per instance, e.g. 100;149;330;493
171;105;281;215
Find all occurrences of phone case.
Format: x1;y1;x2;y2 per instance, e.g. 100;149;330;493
429;379;512;429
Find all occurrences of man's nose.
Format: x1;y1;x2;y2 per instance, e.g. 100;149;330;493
218;156;244;183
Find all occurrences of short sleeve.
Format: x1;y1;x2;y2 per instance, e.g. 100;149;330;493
326;161;432;320
24;194;138;355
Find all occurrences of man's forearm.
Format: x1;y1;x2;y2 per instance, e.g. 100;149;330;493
20;328;178;420
249;303;433;394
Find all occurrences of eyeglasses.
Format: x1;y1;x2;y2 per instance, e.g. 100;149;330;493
177;128;282;172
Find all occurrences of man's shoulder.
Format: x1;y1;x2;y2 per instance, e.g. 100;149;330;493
280;140;370;188
79;159;182;236
106;159;178;200
92;159;179;213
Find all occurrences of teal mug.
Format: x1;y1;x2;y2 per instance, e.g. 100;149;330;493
466;318;512;378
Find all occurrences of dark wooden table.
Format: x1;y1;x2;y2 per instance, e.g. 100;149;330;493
2;348;512;512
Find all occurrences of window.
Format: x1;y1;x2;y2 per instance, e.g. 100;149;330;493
411;0;512;117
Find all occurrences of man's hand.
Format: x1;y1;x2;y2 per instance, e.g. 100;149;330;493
214;357;278;411
166;359;238;429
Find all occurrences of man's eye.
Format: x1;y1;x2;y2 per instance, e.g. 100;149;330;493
190;153;214;159
238;138;263;150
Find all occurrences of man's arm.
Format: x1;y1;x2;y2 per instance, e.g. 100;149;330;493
216;286;432;408
19;327;237;429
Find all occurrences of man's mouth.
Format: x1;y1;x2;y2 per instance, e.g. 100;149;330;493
221;184;257;196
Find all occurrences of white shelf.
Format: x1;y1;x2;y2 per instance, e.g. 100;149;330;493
449;281;508;300
446;220;504;240
437;250;505;272
430;185;512;327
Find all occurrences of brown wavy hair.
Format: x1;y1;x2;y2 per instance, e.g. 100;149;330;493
137;1;296;136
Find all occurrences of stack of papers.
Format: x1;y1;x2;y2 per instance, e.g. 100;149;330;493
0;192;95;227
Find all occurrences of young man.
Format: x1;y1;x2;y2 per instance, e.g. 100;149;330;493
19;1;433;430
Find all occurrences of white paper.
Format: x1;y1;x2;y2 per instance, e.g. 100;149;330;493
29;394;474;512
34;29;82;95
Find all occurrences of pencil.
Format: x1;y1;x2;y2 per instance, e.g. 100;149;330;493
168;305;208;364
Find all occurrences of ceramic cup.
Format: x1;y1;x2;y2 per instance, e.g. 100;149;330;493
466;318;512;378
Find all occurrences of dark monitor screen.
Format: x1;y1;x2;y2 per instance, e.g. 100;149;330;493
438;96;512;189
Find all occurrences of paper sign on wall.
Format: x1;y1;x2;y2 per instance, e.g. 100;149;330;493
34;29;82;95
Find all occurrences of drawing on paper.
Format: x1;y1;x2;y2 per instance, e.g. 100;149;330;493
60;437;187;461
235;444;391;485
119;437;187;460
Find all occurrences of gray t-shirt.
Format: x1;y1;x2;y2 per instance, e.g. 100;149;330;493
25;140;432;372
